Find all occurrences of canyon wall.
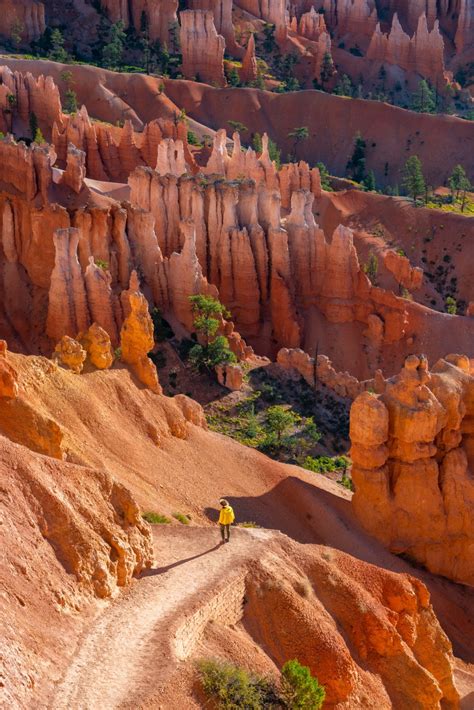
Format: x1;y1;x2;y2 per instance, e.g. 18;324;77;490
0;0;45;42
1;124;474;380
100;0;178;43
179;10;226;86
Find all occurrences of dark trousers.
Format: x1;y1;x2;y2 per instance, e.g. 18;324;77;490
220;523;230;541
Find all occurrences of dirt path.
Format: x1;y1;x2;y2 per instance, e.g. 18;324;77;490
53;526;272;710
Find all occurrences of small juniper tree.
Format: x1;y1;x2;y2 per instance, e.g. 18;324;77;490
446;296;457;315
226;65;240;87
449;164;471;210
33;128;46;144
228;120;248;135
363;170;376;192
252;132;281;168
363;251;378;285
280;659;326;710
266;405;298;446
316;161;332;191
402;155;426;203
64;88;78;114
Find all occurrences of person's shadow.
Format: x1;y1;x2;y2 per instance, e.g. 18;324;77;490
141;544;222;577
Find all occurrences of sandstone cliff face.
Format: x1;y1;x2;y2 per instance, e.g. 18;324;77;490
351;354;474;586
52;106;195;182
189;0;240;52
100;0;178;43
239;33;258;84
0;66;61;140
0;1;45;42
46;228;90;343
367;13;446;83
237;0;289;41
455;0;474;53
179;10;226;86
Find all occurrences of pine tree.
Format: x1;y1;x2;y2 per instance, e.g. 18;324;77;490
411;79;436;113
29;112;38;140
449;164;469;199
402;155;426;203
333;74;353;97
102;21;126;69
346;132;367;183
10;19;24;49
140;10;151;74
320;52;334;89
48;28;68;63
363;170;376;192
64;88;78;114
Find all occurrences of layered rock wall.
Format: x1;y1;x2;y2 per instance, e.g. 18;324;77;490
100;0;178;43
0;1;45;42
367;13;446;82
179;10;226;86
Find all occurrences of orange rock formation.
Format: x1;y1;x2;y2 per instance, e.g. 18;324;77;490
351;354;474;586
120;272;162;394
53;335;87;374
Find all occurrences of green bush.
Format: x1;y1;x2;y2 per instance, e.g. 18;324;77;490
198;658;325;709
280;659;325;709
303;455;349;474
172;512;190;525
187;130;201;146
197;659;279;709
142;512;171;524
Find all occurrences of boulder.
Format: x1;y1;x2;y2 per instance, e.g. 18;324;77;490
79;323;114;370
53;335;87;374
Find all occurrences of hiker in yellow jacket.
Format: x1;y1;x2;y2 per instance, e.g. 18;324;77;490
218;498;235;543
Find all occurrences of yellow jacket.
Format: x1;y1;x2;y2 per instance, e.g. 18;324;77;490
219;505;235;525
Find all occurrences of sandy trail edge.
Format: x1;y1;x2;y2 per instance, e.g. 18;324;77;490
52;527;272;710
